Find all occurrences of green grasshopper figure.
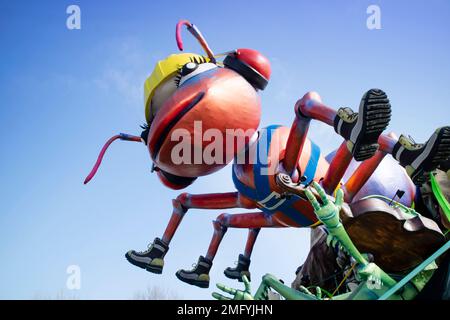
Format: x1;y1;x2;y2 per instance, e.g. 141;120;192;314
213;178;448;300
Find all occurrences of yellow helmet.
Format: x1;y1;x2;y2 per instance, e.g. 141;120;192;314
144;53;208;124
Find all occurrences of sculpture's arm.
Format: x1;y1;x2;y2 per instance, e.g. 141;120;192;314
305;181;397;288
212;274;319;300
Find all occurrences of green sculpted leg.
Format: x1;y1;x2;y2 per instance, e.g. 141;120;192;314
212;274;319;300
305;182;397;288
254;274;318;300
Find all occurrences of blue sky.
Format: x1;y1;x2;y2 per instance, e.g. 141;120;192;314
0;0;449;299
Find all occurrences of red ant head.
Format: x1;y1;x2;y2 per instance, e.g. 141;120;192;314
84;21;271;190
143;20;271;189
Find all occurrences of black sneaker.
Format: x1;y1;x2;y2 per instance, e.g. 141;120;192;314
334;89;391;161
125;237;169;274
175;256;212;288
224;254;251;282
393;127;450;185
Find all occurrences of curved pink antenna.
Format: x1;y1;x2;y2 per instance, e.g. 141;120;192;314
84;133;142;185
176;19;191;51
175;19;216;63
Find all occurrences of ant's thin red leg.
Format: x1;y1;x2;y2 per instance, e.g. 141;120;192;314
161;192;255;244
321;141;353;195
283;92;337;177
205;212;284;261
243;228;261;258
342;133;398;202
342;150;387;203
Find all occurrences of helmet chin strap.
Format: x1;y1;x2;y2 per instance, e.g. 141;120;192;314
430;172;450;223
176;20;216;63
84;133;143;185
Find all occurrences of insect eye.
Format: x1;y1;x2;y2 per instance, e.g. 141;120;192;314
180;62;198;77
176;61;218;87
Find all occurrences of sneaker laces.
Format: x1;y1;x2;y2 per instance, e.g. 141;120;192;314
339;107;358;122
407;135;424;149
407;135;418;146
136;242;154;255
399;134;423;151
344;108;358;121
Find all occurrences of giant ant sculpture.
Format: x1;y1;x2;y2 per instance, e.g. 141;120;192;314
85;19;450;288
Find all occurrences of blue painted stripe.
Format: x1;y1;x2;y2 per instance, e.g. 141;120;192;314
254;126;314;226
253;125;280;199
232;168;258;200
302;141;321;185
233;125;316;226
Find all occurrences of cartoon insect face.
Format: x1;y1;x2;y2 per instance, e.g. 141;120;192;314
147;60;263;184
142;22;272;189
